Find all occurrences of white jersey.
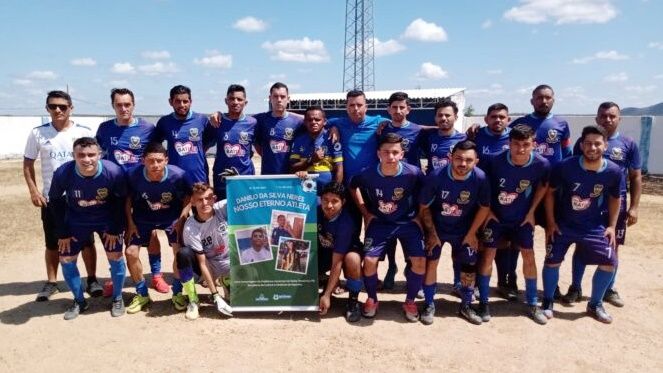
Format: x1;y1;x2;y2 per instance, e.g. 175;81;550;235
240;245;273;264
182;200;230;278
24;122;93;199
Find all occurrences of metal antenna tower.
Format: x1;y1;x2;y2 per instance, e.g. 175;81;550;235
343;0;375;92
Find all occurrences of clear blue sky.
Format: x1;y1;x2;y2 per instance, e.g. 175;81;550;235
0;0;661;115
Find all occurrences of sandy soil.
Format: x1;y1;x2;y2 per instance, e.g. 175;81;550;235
1;159;662;372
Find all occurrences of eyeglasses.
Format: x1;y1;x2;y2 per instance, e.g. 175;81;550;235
47;104;70;111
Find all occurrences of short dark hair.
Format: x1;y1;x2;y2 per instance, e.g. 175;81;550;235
532;84;554;96
144;142;168;156
378;133;403;148
270;82;289;94
320;182;346;200
486;103;508;115
73;137;99;150
509;124;535;141
169;85;191;100
110;88;135;104
580;125;608;142
304;105;325;118
597;101;620;113
388;91;409;105
434;97;458;115
227;84;246;97
46;90;72;106
191;182;213;195
346;89;365;100
450;139;477;155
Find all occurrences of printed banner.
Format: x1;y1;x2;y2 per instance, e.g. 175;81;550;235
226;175;318;311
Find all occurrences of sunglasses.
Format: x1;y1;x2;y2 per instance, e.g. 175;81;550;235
47;104;70;111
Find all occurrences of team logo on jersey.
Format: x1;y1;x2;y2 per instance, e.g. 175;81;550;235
571;195;591;210
498;191;518;205
174;141;198;155
270;140;289;153
457;191;471;204
546;129;559;143
96;188;109;200
239;131;250;145
440;203;462;216
402;138;410;151
160;192;173;204
318;232;333;248
610;147;624;161
378;200;397;214
284;128;294;140
516;180;531;193
333;142;342;152
392;188;404;201
224;144;246;158
188;128;200;141
217;222;228;235
590;184;604;198
481;228;494;244
129;136;142;149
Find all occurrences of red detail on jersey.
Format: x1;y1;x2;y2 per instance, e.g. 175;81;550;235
440;203;462;216
497;191;518;205
378;200;397;215
269;140;289;153
113;150;138;165
571;195;591;211
174;141;198;156
223;143;246;158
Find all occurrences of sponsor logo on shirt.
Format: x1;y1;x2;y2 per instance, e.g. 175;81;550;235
378;200;397;215
113;150;138;165
174;141;198;156
535;142;554;156
224;144;246;158
431;156;448;169
571;195;591;210
498;191;518;205
269;140;289;153
440;203;462;216
78;199;105;207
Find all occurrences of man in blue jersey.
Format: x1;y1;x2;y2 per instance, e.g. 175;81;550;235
378;92;427;169
24;91;100;302
422;98;467;173
350;134;426;322
96;88;169;295
317;182;364;323
542;126;622;323
419;140;490;325
271;214;293;246
48;137;127;320
211;84;257;200
564;102;641;308
124;142;191;314
476;125;550;324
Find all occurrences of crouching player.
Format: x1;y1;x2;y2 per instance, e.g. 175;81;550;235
542;126;622;323
419;140;490;325
350;133;425;322
49;137;127;320
124;142;191;314
317;182;363;323
477;125;550;324
177;183;233;320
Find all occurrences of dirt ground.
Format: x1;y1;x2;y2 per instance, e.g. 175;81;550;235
1;159;662;372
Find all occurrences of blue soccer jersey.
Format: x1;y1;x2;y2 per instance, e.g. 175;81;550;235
96;118;156;172
254;112;304;175
127;164;191;226
154;111;214;183
49;160;127;236
350;162;424;224
290;129;343;172
212;114;257;176
379;121;424;168
271;226;292;246
482;150;550;224
550;156;622;230
328;115;387;183
420;164;491;236
317;207;361;255
474;126;510;165
422;130;467;173
510;113;572;164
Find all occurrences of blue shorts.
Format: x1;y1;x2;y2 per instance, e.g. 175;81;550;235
65;225;124;256
614;196;627;246
482;221;534;250
128;220;178;247
363;220;424;258
428;233;478;266
544;226;617;266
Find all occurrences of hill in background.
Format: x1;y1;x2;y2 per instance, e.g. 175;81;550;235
622;102;663;116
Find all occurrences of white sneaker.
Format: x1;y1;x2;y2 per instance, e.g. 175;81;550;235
214;293;233;317
185;301;199;320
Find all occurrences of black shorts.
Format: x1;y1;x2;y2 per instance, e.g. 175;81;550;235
41;206;58;250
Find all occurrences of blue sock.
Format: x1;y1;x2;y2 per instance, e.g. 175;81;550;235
495;250;508;285
461;285;474;306
477;274;491;303
542;266;559;301
423;283;436;305
571;252;586;289
590;269;615;307
135;279;148;297
346;277;362;293
405;270;424;302
109;258;126;300
179;267;194;283
607;266;618;290
171;278;183;295
452;261;461;287
525;278;538;305
61;261;84;302
364;274;378;301
148;253;162;275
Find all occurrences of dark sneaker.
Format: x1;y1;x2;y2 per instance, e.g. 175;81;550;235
477;302;491;322
451;283;462;298
402;300;419;322
528;305;548;325
587;303;613;324
362;298;378;318
36;282;60;302
345;299;361;323
458;305;482;325
542;299;554;319
383;264;397;290
562;285;582;304
420;303;436;325
87;280;104;298
64;299;89;320
498;285;518;302
111;297;125;317
603;289;624;308
553;286;563;301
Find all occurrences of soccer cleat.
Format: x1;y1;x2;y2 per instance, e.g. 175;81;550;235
151;274;170;294
458;305;482;325
172;293;188;311
477;302;491;322
498;285;518;302
36;282;59;302
383;264;397;290
587;303;613;324
102;280;114;298
402;300;419;322
345;299;362;323
362;298;379;318
527;305;548;325
87;280;104;298
213;293;233;317
126;294;150;314
185;301;199;320
542;299;554;319
420;303;436;325
63;299;89;320
111;297;125;317
603;289;625;308
561;285;583;304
